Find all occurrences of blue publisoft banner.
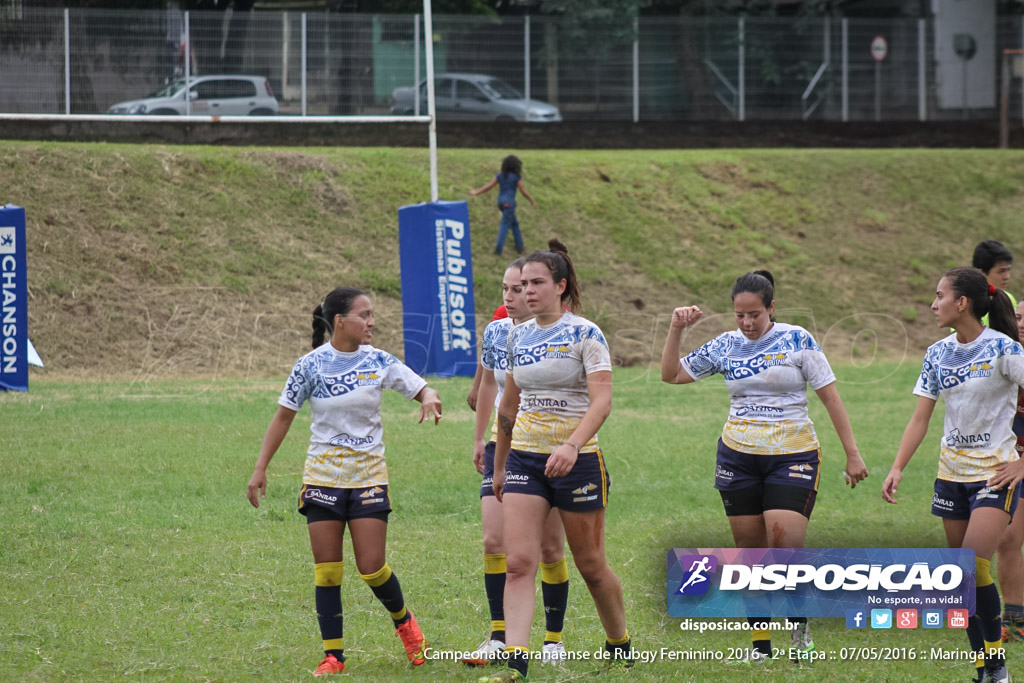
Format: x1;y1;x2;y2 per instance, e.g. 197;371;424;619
667;547;976;618
397;201;477;377
0;205;28;391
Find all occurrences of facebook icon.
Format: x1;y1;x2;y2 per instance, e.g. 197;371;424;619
845;609;866;629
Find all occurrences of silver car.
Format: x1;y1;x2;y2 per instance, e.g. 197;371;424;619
391;73;561;122
107;75;279;116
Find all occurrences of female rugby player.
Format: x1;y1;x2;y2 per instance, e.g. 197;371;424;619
481;240;632;682
246;287;442;676
661;270;868;663
883;268;1024;683
463;259;572;667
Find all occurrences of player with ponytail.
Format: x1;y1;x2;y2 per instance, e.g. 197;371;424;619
883;267;1024;683
247;286;442;676
481;240;632;682
661;269;868;663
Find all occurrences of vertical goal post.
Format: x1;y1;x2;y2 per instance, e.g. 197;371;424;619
1000;49;1024;149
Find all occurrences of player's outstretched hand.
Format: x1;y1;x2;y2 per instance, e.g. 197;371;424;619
473;440;486;475
881;468;902;504
247;469;267;508
417;387;442;425
844;453;869;489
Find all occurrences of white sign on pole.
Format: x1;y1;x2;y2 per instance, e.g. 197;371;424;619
871;35;888;62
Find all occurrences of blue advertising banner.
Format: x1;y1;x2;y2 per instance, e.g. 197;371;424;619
397;201;477;378
0;204;27;391
667;547;976;618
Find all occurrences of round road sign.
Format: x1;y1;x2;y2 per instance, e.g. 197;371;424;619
871;35;888;62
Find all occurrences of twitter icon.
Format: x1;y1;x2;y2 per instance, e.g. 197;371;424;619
871;609;892;629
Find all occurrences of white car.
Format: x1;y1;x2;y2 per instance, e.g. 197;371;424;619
391;73;562;122
107;75;278;116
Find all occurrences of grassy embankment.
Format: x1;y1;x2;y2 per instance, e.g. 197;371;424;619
2;142;1023;379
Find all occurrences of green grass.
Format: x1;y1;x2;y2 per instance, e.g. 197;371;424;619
0;364;1004;681
5;143;1024;377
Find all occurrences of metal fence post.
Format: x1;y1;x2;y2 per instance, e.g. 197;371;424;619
524;15;531;103
918;18;926;121
282;12;289;101
184;11;191;116
414;14;420;117
738;17;745;121
633;17;639;123
301;13;307;116
64;9;70;115
841;18;848;122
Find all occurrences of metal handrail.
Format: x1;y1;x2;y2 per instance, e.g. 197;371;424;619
703;58;738;119
801;61;829;120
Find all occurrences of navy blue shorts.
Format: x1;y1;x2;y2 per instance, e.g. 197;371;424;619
931;479;1019;521
298;484;392;523
713;439;821;492
503;448;610;512
481;441;497;498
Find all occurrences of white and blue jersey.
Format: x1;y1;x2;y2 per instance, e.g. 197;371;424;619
481;317;515;441
279;344;427;489
680;322;835;456
914;327;1024;483
506;311;612;454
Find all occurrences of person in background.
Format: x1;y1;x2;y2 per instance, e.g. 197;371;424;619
470;155;537;256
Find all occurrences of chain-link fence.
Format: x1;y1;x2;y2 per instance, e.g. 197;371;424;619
1;8;1022;122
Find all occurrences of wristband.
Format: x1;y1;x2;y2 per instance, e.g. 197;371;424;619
564;442;581;453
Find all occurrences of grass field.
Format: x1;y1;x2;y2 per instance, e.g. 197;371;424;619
1;362;1006;682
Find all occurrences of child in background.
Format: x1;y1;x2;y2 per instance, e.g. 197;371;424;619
470;155;537;256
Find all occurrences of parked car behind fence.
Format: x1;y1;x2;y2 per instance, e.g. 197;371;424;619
107;75;279;116
391;73;561;122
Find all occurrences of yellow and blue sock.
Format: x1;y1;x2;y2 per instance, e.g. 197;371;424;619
314;561;345;661
541;558;569;645
605;630;632;662
507;646;530;677
976;558;1005;672
484;553;507;641
360;564;409;627
748;617;771;656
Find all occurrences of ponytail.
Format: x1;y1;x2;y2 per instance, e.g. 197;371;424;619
311;303;330;349
311;286;366;349
988;289;1020;342
944;267;1020;342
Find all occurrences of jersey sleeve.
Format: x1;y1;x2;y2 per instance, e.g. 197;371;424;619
506;324;524;371
680;334;728;381
913;347;941;400
580;325;612;374
279;357;313;411
381;353;428;400
999;341;1024;389
791;330;836;390
481;321;498;371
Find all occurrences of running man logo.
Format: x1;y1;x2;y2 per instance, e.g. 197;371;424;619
676;555;718;596
0;227;14;254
